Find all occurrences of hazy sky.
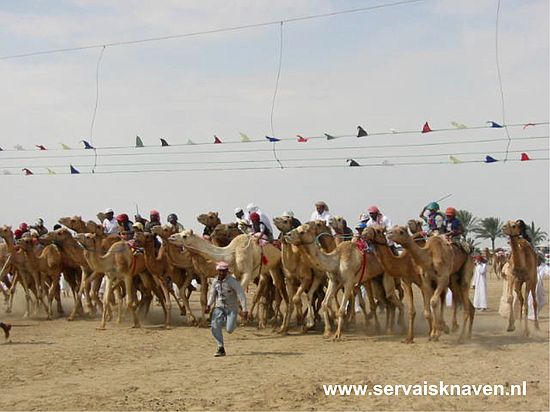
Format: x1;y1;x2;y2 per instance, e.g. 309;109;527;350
0;0;548;248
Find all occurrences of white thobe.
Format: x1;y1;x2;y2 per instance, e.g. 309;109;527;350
473;262;488;309
310;210;332;226
528;264;549;320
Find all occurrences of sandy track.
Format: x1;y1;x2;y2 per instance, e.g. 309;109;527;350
1;275;548;411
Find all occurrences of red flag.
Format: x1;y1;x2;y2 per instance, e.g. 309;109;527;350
214;135;222;144
523;123;536;129
422;122;432;133
296;135;308;142
520;153;530;161
36;145;47;151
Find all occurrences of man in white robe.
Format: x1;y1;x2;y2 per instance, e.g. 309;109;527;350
528;262;549;320
473;257;488;310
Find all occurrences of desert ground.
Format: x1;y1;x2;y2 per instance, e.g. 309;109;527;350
1;272;548;411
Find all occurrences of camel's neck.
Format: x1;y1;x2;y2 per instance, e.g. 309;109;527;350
301;242;339;273
143;243;163;267
0;235;15;253
185;235;236;263
60;239;87;266
83;244;115;273
400;238;431;269
319;235;336;252
509;237;526;268
373;243;406;276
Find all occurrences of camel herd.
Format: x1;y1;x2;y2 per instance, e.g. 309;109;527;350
0;212;542;343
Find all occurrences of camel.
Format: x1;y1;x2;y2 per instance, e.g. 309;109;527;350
387;226;475;342
502;220;539;336
210;223;242;247
152;225;213;325
167;229;288;328
59;216;88;233
363;226;426;343
284;222;402;340
76;233;165;329
17;237;64;319
488;248;507;279
329;216;354;244
197;212;221;239
273;216;326;333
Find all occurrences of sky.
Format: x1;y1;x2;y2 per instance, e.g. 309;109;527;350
0;0;548;248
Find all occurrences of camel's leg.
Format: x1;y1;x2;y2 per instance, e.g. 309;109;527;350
420;282;434;339
155;276;172;329
6;273;18;313
279;277;296;334
249;274;267;326
402;281;416;344
334;281;354;341
90;275;104;315
514;281;529;337
321;279;338;338
506;275;516;332
198;275;208;327
364;280;381;332
99;277;113;330
124;275;140;328
178;273;196;325
429;278;448;341
304;274;322;331
383;275;402;333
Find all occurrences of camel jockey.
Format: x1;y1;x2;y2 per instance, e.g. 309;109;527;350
245;203;274;235
144;210;161;232
167;213;184;233
134;214;148;227
18;222;30;237
31;218;48;236
206;261;248;357
132;222;144;232
0;321;11;340
365;206;392;229
116;214;134;239
310;201;332;225
443;207;464;239
102;208;119;234
14;229;24;240
234;207;251;234
282;210;301;229
250;212;273;242
420;202;445;234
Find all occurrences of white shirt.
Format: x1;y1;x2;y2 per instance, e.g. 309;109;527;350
246;209;273;234
366;214;392;229
310;210;332;225
103;218;119;234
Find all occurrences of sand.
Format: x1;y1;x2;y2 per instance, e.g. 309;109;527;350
1;273;548;411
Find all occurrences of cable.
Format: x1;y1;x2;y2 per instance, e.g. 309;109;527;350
2;147;546;170
4;157;548;176
1;122;546;153
90;46;106;173
1;135;547;162
495;0;512;161
0;0;425;61
270;21;285;169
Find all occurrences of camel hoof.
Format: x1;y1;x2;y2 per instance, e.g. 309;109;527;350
402;337;414;344
96;327;106;331
534;322;540;330
450;324;459;333
323;332;333;339
507;326;515;332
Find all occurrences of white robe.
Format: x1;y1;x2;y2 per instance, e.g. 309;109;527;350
528;264;549;320
473;262;488;309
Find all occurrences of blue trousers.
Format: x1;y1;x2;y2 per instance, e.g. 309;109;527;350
211;307;238;348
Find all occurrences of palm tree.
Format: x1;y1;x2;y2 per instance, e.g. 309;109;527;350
473;217;503;251
526;221;548;245
456;209;477;237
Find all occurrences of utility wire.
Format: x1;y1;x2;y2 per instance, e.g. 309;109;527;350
495;0;512;161
90;46;105;173
270;21;285;169
0;0;425;61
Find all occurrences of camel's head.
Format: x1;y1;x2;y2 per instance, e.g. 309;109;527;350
96;212;107;223
329;216;347;233
58;216;85;232
133;231;155;247
0;225;13;242
363;225;387;245
197;212;220;228
407;219;424;235
152;224;175;239
167;229;193;247
284;223;316;246
273;216;294;233
85;220;103;236
502;220;522;237
17;236;36;251
386;225;411;245
75;233;101;249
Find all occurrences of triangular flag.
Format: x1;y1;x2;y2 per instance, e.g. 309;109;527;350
239;132;251;142
520;153;531;161
214;135;222;144
2;170;12;175
81;140;94;149
485;155;498;163
357;126;368;137
0;147;3;151
451;121;466;129
187;139;196;145
389;128;398;134
449;155;462;164
14;144;24;151
523;123;536;129
60;143;71;150
422;122;432;133
347;159;360;167
70;165;80;174
36;144;47;151
324;133;337;140
22;168;33;175
486;121;503;128
296;135;308;142
265;136;280;142
160;138;170;147
47;168;56;175
135;136;144;148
